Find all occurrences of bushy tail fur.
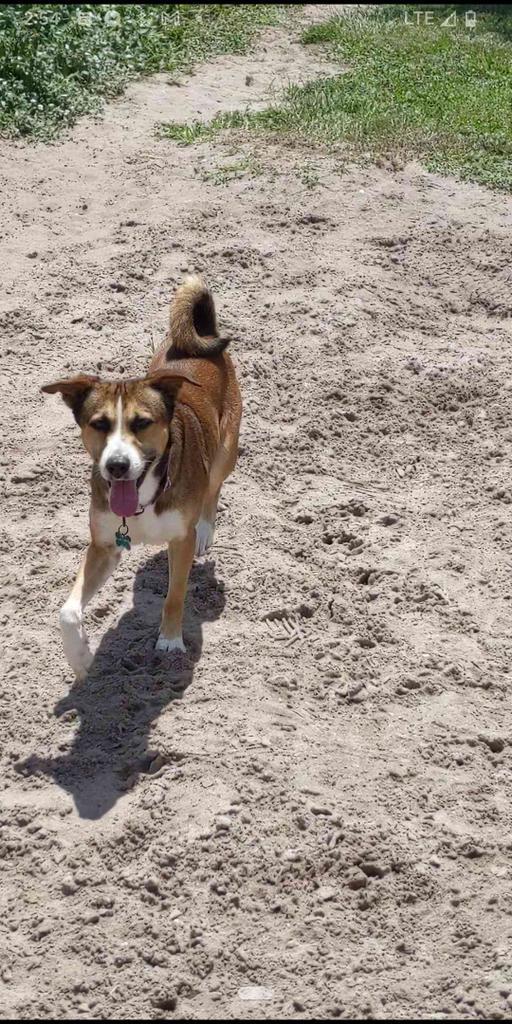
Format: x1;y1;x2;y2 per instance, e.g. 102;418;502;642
167;276;230;360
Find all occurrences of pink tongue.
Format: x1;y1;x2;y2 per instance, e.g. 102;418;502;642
110;479;139;518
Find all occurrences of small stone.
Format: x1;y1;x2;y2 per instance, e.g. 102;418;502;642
316;885;336;903
283;849;302;863
215;816;232;831
310;804;332;817
359;861;386;878
346;868;367;890
62;876;78;895
12;471;37;483
238;986;274;1002
33;919;53;940
404;677;421;690
83;911;99;925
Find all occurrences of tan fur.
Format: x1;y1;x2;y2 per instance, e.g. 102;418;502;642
42;280;242;678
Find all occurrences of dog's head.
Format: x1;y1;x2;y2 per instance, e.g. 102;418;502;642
41;369;199;516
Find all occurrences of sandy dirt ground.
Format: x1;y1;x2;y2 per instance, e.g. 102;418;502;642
1;5;512;1020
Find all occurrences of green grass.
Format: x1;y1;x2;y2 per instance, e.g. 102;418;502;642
160;4;512;191
0;4;286;140
199;155;264;185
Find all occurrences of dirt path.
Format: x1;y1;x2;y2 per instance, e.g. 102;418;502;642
1;6;512;1020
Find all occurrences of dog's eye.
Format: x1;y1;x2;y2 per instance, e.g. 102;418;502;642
131;416;153;432
90;416;111;432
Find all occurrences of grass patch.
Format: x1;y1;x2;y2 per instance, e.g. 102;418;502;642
0;4;286;140
199;155;263;185
160;4;512;191
159;105;287;146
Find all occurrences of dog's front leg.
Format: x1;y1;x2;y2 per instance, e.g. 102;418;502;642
156;527;195;653
60;542;120;680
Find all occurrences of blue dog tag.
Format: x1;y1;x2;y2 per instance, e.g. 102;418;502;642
115;519;131;551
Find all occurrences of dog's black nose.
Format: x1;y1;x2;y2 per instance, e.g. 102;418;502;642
106;455;130;479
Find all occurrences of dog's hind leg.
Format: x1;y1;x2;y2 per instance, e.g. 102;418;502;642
195;411;240;558
195;485;221;557
60;542;120;680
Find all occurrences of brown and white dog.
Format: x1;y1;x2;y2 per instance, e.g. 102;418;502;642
42;277;242;679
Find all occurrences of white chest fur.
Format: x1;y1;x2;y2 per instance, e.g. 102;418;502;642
93;506;187;547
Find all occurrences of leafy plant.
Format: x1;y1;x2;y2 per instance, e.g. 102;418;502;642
0;4;285;139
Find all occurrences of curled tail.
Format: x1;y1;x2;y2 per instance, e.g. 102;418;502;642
167;275;230;360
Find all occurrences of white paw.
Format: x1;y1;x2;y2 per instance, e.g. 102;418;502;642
60;604;93;680
195;518;214;557
155;634;186;653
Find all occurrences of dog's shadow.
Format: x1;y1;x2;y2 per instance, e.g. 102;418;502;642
20;552;225;819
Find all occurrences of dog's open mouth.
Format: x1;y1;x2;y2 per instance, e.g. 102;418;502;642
109;478;139;518
108;470;147;518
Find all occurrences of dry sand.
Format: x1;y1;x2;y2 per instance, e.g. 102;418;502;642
1;5;512;1019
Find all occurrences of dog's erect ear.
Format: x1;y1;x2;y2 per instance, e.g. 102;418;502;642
41;374;100;422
